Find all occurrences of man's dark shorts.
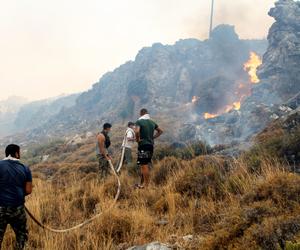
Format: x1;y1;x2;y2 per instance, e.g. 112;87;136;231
137;144;154;165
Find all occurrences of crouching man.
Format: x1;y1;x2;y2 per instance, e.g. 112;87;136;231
0;144;32;250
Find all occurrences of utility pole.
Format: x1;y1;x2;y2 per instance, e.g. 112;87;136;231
209;0;215;38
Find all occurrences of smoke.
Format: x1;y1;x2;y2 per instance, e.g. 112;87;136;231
181;0;275;40
215;0;275;39
0;0;275;101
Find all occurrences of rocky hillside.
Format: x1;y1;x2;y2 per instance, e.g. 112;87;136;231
257;0;300;103
192;0;300;145
2;0;300;147
14;24;266;142
3;0;299;147
0;94;79;140
14;93;80;132
74;24;265;118
4;102;299;250
0;96;28;137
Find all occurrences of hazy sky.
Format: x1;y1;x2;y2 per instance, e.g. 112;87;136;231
0;0;276;101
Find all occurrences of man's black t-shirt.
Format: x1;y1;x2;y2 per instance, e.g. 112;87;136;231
0;159;32;207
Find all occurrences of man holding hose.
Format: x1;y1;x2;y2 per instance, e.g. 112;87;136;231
0;144;32;250
96;123;113;179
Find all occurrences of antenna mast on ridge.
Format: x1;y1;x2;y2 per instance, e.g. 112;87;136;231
209;0;215;38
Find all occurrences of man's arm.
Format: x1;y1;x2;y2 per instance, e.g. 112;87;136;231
97;134;111;160
24;167;33;196
25;182;32;196
154;127;163;139
135;126;141;143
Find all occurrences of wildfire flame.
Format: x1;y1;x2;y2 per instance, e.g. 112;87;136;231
204;113;218;119
203;101;241;120
192;96;199;104
244;52;262;84
202;53;261;120
225;101;240;112
233;101;241;110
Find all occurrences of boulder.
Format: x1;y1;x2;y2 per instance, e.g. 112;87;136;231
127;242;172;250
258;0;300;103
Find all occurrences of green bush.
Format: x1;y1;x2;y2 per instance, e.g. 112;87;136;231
242;147;263;173
286;241;300;250
252;126;300;166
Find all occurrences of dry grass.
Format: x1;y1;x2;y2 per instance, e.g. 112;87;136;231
1;137;300;249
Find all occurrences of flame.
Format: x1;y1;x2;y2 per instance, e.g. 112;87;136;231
244;52;262;84
204;113;218;119
203;101;241;120
192;96;199;104
233;101;241;110
224;105;233;113
223;101;241;113
202;53;262;120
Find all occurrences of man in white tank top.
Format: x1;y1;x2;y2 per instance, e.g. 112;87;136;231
122;122;135;164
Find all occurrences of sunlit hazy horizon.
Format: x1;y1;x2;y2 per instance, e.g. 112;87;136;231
0;0;275;102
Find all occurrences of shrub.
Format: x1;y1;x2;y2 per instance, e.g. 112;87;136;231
78;163;98;174
249;216;300;250
286;241;300;250
84;196;99;216
152;157;183;185
201;170;300;250
242;147;263;173
242;173;300;209
153;140;212;161
152;192;182;215
175;164;225;199
71;197;84;211
202;201;279;250
95;211;133;244
193;206;218;233
102;175;133;200
254;124;300;165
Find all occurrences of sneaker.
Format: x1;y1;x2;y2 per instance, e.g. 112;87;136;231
134;184;144;189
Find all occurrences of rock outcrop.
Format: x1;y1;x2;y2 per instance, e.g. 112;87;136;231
191;0;300;145
257;0;300;104
22;25;266;141
127;242;171;250
75;24;264;118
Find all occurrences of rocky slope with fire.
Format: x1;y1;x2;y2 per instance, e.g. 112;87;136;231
1;0;299;148
188;0;300;146
1;24;266;145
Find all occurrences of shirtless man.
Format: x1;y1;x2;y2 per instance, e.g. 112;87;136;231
96;123;112;178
